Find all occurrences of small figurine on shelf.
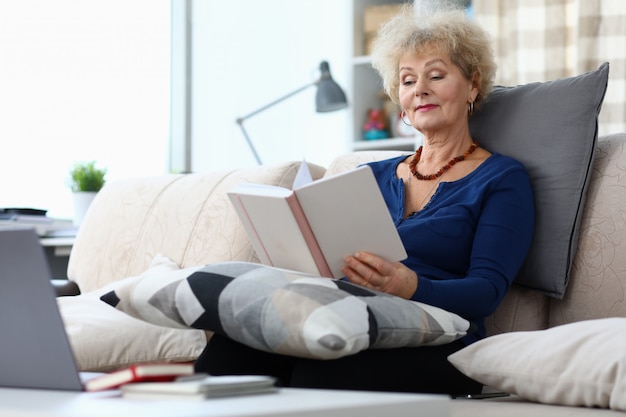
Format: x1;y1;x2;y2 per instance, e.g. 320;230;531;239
363;108;390;140
380;90;400;136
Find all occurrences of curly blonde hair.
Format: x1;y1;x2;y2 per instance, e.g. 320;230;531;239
370;3;496;108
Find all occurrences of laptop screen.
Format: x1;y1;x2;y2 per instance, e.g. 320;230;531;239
0;228;83;391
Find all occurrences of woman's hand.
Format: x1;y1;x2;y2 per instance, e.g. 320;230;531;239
341;252;418;299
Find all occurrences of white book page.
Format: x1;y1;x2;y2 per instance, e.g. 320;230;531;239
229;192;320;276
295;166;407;278
292;159;313;189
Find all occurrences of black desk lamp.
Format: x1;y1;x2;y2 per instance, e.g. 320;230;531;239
236;61;348;165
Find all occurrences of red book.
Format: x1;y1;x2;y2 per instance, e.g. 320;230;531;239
85;363;195;392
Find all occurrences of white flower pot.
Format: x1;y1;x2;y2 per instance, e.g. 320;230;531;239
72;191;98;226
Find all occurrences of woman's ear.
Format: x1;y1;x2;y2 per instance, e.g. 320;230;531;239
469;71;480;102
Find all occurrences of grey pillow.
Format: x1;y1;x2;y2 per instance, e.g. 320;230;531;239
469;63;609;298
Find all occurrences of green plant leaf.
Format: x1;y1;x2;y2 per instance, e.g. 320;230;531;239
69;161;107;192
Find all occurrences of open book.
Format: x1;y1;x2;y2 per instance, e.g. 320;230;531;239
227;162;407;278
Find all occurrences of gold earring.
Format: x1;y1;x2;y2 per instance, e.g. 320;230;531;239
468;101;474;116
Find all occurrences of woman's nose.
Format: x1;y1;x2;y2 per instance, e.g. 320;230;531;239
415;81;428;96
414;79;428;96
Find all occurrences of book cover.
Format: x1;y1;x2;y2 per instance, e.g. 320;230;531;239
120;375;278;400
84;363;195;392
227;162;407;278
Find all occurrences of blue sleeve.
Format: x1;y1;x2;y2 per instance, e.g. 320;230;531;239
412;168;535;320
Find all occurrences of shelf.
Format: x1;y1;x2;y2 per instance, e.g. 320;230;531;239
349;0;407;153
352;137;418;151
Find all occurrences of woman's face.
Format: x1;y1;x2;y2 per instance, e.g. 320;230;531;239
398;48;477;137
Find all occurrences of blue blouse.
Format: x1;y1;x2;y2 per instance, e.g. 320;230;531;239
366;153;535;344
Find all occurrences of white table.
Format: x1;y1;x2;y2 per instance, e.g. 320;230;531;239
0;387;449;417
39;236;75;257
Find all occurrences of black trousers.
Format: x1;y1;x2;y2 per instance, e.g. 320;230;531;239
194;334;482;396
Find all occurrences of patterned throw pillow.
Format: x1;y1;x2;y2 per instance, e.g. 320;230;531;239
100;262;474;360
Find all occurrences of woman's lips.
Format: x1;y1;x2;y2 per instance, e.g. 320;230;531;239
416;104;438;112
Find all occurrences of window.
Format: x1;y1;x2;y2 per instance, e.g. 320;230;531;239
0;0;170;219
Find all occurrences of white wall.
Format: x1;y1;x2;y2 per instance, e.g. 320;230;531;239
0;0;351;219
188;0;352;172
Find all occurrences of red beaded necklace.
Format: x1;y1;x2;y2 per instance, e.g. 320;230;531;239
409;141;478;181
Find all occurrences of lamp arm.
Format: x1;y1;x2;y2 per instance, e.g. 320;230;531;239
236;80;317;165
236;81;317;123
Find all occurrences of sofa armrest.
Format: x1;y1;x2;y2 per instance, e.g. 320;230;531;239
67;161;326;293
52;279;81;297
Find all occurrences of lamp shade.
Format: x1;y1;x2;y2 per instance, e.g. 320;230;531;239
315;61;348;112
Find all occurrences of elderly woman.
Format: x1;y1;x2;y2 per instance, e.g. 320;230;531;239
195;4;534;396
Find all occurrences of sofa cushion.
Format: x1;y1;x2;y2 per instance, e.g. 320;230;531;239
58;254;208;372
469;63;609;298
448;317;626;411
548;134;626;326
99;262;473;360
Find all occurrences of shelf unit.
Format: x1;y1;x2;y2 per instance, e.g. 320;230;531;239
348;0;420;153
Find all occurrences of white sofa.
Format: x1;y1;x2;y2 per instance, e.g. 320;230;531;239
57;132;626;415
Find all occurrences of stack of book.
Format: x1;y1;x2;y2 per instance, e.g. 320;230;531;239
0;208;76;237
84;363;278;400
119;375;278;400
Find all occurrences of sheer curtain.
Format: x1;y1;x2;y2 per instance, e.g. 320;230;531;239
0;0;170;219
473;0;626;136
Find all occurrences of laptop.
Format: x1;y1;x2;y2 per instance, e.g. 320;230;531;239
0;228;85;391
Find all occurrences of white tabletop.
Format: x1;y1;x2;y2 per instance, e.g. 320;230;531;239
0;387;449;417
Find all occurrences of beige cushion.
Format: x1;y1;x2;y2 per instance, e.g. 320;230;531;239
58;255;207;372
448;318;626;411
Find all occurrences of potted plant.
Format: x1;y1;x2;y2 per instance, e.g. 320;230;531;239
69;161;107;226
